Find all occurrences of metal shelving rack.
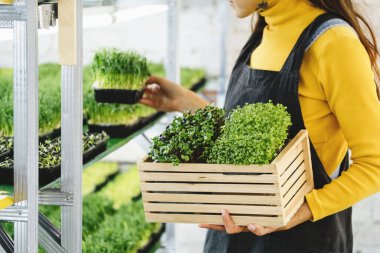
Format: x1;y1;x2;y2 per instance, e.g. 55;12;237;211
0;0;179;252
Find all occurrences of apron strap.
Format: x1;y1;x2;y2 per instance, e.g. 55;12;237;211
281;13;346;73
305;19;356;52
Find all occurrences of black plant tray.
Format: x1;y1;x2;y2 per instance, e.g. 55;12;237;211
94;87;144;104
138;224;166;253
0;164;60;187
93;171;120;194
190;77;207;92
83;138;109;163
88;120;140;138
0;139;108;186
0;150;11;163
138;112;165;127
39;127;61;142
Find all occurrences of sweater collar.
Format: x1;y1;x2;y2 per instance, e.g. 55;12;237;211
260;0;321;31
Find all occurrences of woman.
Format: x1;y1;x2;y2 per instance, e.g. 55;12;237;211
140;0;380;252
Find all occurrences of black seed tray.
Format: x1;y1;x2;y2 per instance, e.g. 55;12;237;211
94;87;144;104
83;138;109;164
138;224;166;253
39;127;61;142
88;120;140;138
190;77;207;92
0;150;11;163
93;171;120;194
0;164;60;187
132;192;142;202
138;112;165;127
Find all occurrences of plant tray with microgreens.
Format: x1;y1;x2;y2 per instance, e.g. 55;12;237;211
0;137;13;162
39;127;61;143
91;49;150;104
86;103;159;138
0;132;109;186
82;131;109;163
139;102;315;227
88;120;140;138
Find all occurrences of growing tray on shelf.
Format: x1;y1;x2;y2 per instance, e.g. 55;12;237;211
138;224;166;253
39;127;61;142
88;120;141;138
0;136;109;187
0;137;13;163
189;77;207;92
138;130;313;227
93;85;144;104
0;150;11;163
0;163;60;187
138;112;165;128
83;137;109;163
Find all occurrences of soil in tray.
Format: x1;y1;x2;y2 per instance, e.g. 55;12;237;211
94;87;144;104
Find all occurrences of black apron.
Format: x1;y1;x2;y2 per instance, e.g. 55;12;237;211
203;13;353;253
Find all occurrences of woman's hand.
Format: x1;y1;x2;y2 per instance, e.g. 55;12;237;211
139;75;210;113
199;200;313;236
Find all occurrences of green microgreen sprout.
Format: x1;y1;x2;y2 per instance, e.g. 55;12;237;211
91;49;150;90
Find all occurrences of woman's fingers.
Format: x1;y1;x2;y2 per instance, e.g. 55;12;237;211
221;210;247;234
247;224;279;236
139;98;155;107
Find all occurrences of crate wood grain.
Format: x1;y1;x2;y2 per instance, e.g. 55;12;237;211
138;130;313;227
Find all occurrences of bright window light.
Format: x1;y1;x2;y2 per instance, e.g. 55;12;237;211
114;4;168;23
0;4;168;42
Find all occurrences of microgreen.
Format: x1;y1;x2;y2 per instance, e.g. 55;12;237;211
208;101;292;165
91;49;150;90
149;105;225;165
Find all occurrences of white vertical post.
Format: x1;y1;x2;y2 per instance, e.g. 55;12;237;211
167;0;180;84
59;0;83;251
166;0;179;252
218;0;229;95
13;0;39;252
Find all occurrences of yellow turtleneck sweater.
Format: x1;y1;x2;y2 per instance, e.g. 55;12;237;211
250;0;380;221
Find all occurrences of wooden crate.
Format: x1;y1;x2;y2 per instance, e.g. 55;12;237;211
138;130;313;227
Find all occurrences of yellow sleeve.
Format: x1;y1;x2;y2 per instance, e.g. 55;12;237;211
0;195;14;210
305;35;380;221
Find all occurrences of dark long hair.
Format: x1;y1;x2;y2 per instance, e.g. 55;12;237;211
253;0;380;99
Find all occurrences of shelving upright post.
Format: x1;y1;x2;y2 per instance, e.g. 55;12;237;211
0;0;39;252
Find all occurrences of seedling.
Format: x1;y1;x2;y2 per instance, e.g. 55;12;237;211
91;49;150;104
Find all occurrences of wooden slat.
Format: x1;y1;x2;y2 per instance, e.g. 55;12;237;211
58;0;77;65
279;153;304;182
281;164;305;192
141;183;280;194
138;159;276;173
284;181;311;221
145;213;285;227
142;193;281;205
143;203;282;215
301;135;314;190
271;130;307;165
277;144;303;176
282;173;307;204
140;172;277;184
